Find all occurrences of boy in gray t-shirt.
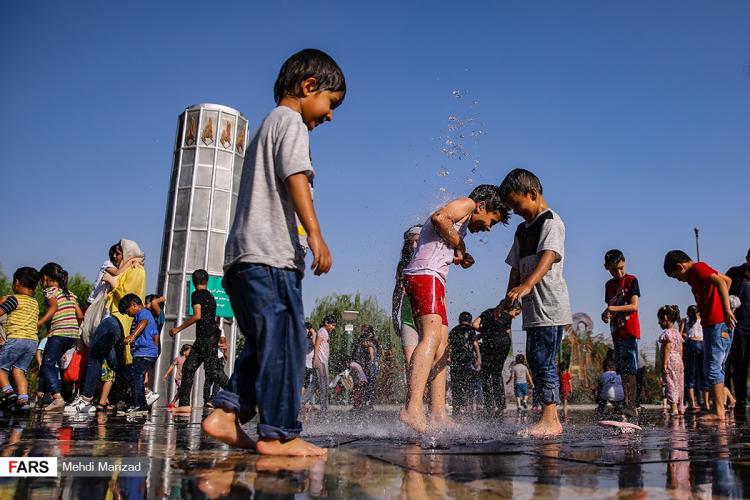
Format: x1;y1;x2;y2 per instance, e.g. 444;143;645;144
203;49;346;457
498;168;572;438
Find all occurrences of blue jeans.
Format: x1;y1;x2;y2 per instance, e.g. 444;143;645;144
703;323;733;386
41;336;77;394
613;337;638;375
685;339;706;391
82;316;122;399
211;263;305;440
526;326;564;406
128;357;156;408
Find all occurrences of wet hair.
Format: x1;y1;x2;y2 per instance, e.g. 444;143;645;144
192;269;209;286
515;353;525;364
273;49;346;105
604;249;625;269
180;344;192;355
663;250;692;275
657;305;681;324
498;168;543;200
109;243;121;263
118;293;143;315
459;311;473;324
13;267;40;291
468;184;510;223
322;315;337;327
396;225;422;279
39;262;70;298
686;305;699;325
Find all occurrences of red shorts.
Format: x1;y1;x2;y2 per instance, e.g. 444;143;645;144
403;274;448;326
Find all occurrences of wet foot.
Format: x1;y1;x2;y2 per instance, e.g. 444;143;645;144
255;455;325;472
168;405;193;414
699;411;726;422
520;420;563;438
202;408;256;450
256;437;327;456
400;408;427;433
428;413;459;433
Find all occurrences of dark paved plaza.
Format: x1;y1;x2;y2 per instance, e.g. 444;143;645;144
1;407;749;498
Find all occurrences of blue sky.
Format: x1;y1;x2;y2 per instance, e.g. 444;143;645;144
2;1;749;349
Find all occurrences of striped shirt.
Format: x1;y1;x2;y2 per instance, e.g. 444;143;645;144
1;294;39;341
44;287;81;338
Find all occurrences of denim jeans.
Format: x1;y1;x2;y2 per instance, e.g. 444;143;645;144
685;339;706;391
526;325;564;406
730;326;750;403
211;263;305;440
128;356;156;408
613;337;638;375
703;323;733;386
301;363;329;411
41;336;77;394
82;316;122;399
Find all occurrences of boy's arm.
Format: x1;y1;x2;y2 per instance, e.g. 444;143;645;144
709;272;736;329
312;336;322;368
505;250;557;305
125;319;148;344
169;304;201;337
472;316;482;330
607;295;639;314
150;296;166;317
526;368;534;387
74;301;84;324
163;364;175;379
430;198;475;252
286;172;331;276
473;340;481;370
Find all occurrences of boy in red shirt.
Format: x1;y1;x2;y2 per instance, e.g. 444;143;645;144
664;250;735;421
602;249;640;418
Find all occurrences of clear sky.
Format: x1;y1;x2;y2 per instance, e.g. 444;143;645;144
2;1;749;350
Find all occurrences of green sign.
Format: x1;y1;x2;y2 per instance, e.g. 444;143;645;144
188;275;234;318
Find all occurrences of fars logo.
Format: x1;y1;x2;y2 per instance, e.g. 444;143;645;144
0;458;58;477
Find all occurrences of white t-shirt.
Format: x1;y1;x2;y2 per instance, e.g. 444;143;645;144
686;321;703;341
599;371;624;402
88;259;114;303
316;327;330;366
305;333;315;369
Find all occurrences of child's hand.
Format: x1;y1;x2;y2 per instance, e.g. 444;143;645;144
724;309;737;330
307;232;332;276
124;335;134;345
601;309;611;323
459;252;475;269
506;284;532;306
169;328;178;337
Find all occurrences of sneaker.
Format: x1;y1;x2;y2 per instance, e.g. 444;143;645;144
64;396;96;414
118;405;149;416
0;391;18;410
43;398;65;412
146;391;160;407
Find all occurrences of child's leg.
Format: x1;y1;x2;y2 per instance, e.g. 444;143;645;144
701;324;733;421
42;336;76;400
0;368;11;390
401;314;443;433
81;318;120;400
100;380;113;405
177;344;208;408
524;327;563;438
11;368;28;399
429;325;455;428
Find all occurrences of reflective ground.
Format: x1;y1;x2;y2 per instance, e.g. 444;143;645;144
2;406;750;499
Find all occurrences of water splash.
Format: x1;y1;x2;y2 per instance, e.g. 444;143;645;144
437;168;450;177
452;89;463;99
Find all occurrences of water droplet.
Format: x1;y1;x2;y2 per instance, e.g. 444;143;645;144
452;89;463;99
465;177;474;184
438;187;446;192
437;168;450;177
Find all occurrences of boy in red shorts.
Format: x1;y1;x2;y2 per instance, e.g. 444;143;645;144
400;185;509;433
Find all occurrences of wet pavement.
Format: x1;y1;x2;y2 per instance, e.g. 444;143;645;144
2;406;750;499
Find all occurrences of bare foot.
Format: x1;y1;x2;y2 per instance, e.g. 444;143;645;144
699;411;726;423
202;408;256;450
520;420;563;438
400;408;427;433
429;413;459;433
255;437;327;456
255;455;325;472
168;405;193;415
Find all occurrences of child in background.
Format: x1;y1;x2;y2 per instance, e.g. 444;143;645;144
0;267;41;412
347;361;368;412
164;344;191;409
87;243;143;304
143;294;166;406
559;363;571;415
601;249;641;418
664;250;735;421
596;359;624;414
508;354;534;410
121;294;160;414
202;49;345;456
35;337;49;406
448;311;481;416
498;168;572;437
401;184;509;433
38;263;84;412
681;305;708;411
658;305;685;416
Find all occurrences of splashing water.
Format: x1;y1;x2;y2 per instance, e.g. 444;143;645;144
452;89;463;99
437;168;450;177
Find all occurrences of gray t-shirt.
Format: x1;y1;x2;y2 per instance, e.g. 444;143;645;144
225;106;315;273
505;208;572;329
512;363;529;384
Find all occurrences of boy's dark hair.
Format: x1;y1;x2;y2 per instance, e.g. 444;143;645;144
515;353;525;364
604;249;625;268
304;321;312;330
663;250;692;275
118;293;143;315
145;294;160;304
468;184;510;223
40;262;71;297
458;311;473;324
192;269;209;286
498;168;543;200
13;267;40;291
657;305;681;323
322;315;337;327
686;305;698;323
604;359;617;371
109;243;121;263
273;49;346;105
180;344;192;355
746;248;750;260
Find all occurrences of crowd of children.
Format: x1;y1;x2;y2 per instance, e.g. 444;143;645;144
2;48;749;459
